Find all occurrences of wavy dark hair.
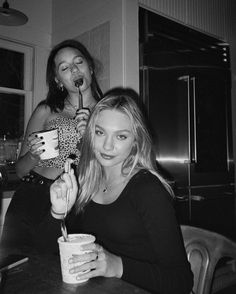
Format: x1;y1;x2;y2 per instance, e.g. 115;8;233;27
39;39;103;112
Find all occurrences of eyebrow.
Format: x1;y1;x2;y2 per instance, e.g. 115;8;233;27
95;124;132;133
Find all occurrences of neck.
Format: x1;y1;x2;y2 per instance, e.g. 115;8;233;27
66;95;96;110
66;97;79;110
102;174;128;194
69;87;96;108
103;166;122;183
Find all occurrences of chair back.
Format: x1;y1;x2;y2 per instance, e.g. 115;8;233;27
181;225;236;294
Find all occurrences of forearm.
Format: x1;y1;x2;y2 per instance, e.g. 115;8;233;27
122;256;193;294
15;152;40;178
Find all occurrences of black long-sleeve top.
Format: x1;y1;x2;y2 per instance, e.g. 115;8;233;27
35;170;193;294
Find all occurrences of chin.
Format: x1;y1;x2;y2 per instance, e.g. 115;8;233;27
97;158;116;168
98;160;113;167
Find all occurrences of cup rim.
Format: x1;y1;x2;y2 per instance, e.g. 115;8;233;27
58;233;96;244
32;128;58;135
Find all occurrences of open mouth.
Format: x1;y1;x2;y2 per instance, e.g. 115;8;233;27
74;77;83;88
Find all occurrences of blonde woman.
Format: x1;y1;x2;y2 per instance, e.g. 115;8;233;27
36;88;193;294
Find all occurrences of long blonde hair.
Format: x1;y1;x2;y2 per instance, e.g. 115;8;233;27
76;87;173;213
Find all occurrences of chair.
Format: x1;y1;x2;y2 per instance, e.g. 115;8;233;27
181;225;236;294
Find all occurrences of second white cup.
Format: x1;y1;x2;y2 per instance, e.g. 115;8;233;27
35;129;59;160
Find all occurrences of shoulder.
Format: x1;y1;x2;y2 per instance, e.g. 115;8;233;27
32;103;51;118
130;169;166;190
25;104;53;134
127;169;173;207
29;104;55;126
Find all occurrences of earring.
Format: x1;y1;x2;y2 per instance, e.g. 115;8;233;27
57;83;64;91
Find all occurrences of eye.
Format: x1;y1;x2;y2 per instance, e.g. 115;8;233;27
95;129;104;136
74;57;83;65
117;134;127;140
59;65;69;72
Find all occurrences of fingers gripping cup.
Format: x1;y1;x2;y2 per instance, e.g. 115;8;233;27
36;129;59;160
58;234;96;284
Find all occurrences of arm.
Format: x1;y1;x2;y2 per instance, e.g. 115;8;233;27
121;173;193;294
33;168;79;253
15;104;51;178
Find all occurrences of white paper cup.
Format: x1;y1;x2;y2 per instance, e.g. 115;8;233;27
58;234;96;284
35;129;59;160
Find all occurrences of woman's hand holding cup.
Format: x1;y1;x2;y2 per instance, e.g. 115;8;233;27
68;243;123;281
27;133;45;160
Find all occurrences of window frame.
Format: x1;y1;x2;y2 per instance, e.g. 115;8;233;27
0;38;33;137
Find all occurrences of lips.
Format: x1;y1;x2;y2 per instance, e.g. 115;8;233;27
100;153;115;160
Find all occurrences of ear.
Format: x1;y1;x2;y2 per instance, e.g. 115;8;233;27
54;77;59;84
131;142;138;155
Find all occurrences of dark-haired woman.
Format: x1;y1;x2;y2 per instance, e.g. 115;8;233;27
1;39;102;251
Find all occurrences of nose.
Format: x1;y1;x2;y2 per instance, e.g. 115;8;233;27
103;136;114;151
70;63;79;73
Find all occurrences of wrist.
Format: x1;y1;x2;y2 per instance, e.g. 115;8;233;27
50;207;65;219
28;152;39;161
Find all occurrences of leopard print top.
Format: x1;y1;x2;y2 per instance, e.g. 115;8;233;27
37;116;81;169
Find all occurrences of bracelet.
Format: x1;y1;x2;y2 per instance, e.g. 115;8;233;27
50;207;65;216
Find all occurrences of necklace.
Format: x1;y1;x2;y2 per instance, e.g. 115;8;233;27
102;177;128;193
65;98;79;111
103;187;109;193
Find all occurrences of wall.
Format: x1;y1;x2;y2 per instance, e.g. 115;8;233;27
74;21;110;94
